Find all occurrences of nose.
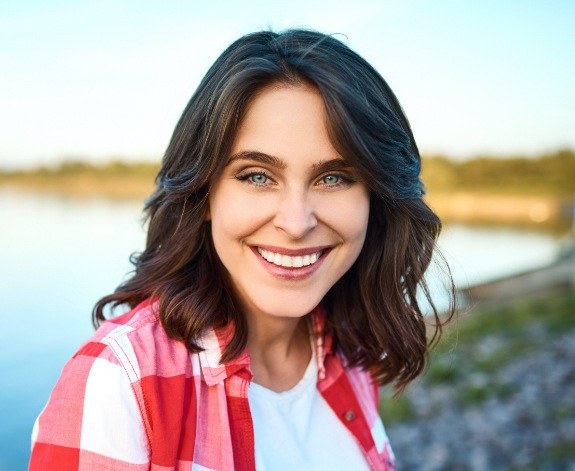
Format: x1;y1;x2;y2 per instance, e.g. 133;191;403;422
273;188;318;239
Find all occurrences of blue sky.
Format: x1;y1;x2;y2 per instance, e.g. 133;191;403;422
1;0;573;168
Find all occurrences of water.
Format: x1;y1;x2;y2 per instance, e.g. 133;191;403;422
0;189;562;470
1;190;144;470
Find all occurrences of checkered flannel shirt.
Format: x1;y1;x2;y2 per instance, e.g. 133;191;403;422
30;300;395;470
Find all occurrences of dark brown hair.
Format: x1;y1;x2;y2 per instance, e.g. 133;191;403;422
94;29;455;391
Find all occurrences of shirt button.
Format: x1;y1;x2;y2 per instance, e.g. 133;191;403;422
344;410;356;422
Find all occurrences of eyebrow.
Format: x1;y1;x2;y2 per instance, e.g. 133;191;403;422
228;151;286;169
227;151;353;174
312;159;355;174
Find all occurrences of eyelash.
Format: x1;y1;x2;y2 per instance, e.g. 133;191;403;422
318;173;356;187
235;170;275;186
235;170;356;188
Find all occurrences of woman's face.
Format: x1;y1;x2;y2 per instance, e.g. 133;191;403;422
208;84;369;321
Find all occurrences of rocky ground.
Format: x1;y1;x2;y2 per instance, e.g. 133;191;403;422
380;293;575;471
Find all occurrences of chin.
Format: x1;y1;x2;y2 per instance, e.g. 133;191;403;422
249;294;323;319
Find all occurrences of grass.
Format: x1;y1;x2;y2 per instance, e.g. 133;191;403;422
379;291;575;417
454;292;575;341
471;338;535;374
456;384;490;406
529;441;575;469
455;381;515;406
551;405;572;422
425;357;461;384
378;392;415;425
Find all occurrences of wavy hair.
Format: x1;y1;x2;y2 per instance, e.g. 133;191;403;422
93;29;455;391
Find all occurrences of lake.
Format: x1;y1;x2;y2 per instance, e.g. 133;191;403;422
0;189;563;470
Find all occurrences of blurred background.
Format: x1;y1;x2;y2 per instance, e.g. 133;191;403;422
1;1;574;470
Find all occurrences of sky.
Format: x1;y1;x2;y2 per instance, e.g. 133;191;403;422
1;0;574;169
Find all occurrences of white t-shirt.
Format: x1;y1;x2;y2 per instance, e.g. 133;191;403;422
248;347;371;470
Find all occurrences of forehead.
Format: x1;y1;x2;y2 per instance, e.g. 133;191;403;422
231;84;338;162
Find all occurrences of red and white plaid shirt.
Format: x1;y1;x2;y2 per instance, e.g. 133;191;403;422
30;300;395;470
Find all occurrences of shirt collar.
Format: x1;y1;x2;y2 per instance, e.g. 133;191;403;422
197;305;333;386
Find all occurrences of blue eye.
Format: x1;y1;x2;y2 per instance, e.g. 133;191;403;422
235;170;273;186
249;173;268;185
322;174;341;185
318;172;356;188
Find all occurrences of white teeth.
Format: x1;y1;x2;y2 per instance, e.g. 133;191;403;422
257;248;323;268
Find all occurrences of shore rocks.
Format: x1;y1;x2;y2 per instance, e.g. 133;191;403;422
385;328;575;470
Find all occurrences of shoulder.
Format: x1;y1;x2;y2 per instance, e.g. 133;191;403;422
80;299;193;382
30;301;167;467
90;298;165;344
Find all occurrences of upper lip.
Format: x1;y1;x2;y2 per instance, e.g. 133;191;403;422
253;244;331;256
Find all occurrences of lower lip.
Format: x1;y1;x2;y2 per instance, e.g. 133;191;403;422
250;247;330;281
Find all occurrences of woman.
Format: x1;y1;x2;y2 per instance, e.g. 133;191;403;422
30;29;453;470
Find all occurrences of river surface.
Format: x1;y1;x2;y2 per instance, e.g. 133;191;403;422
0;189;563;469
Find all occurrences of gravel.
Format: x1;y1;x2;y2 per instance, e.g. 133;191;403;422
385;329;575;470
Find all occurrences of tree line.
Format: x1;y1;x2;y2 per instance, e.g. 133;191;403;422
421;148;575;196
2;148;574;197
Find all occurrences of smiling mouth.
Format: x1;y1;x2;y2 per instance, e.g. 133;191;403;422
256;247;324;268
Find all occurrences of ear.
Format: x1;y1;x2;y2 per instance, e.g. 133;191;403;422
204;205;211;221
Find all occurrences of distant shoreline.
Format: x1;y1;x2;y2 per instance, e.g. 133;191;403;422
1;177;571;230
426;192;572;227
0;175;154;200
2;151;574;229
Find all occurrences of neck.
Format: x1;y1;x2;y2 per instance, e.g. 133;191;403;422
247;314;312;392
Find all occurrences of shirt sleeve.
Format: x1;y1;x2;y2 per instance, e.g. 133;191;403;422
30;341;150;470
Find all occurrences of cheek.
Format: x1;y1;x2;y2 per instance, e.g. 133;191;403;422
323;192;370;242
209;193;271;245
